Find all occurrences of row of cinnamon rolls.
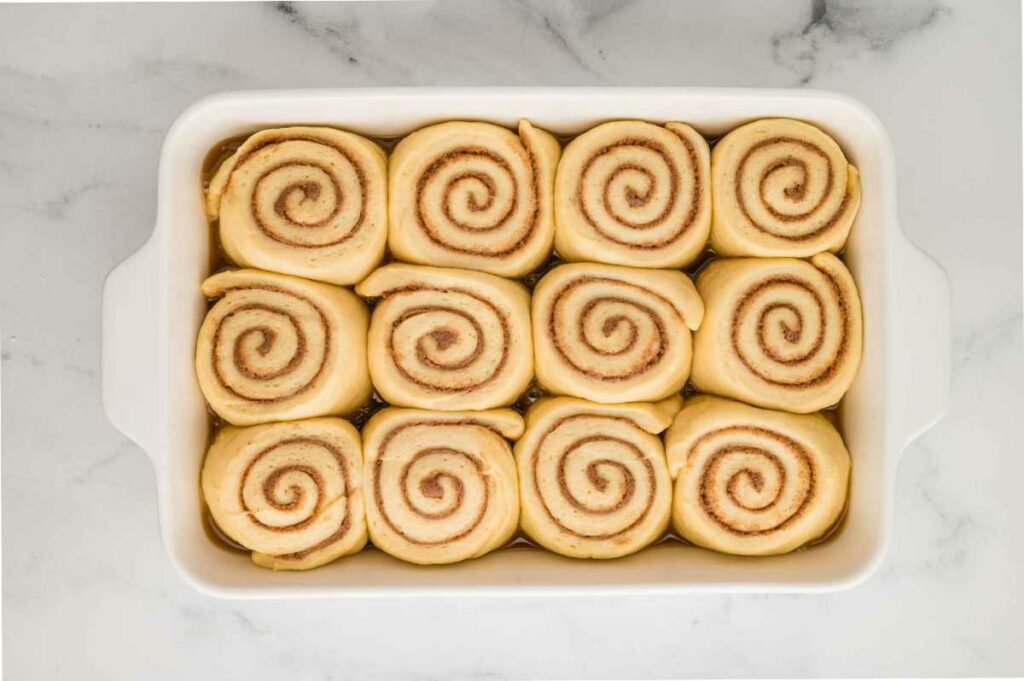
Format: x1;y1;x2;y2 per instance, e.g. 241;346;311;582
202;394;850;570
206;118;860;285
196;253;861;426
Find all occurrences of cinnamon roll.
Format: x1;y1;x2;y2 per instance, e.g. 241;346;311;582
555;120;711;268
206;127;388;285
195;269;371;426
515;396;681;559
532;262;704;403
665;395;850;556
388;120;560;277
362;408;522;565
690;253;863;413
201;417;367;570
710;118;861;257
356;264;533;411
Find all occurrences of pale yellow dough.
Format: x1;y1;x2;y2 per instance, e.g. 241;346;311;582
388;120;560;277
555;120;711;268
532;262;704;403
207;126;388;286
665;395;850;556
710;118;861;257
362;408;523;565
356;264;533;411
202;418;367;570
515;396;681;559
690;253;863;413
195;269;371;426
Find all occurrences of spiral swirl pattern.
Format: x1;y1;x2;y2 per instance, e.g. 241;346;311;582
532;263;704;403
206;126;387;285
196;269;371;426
363;408;522;565
201;418;367;570
515;397;679;559
665;396;850;556
555;120;711;268
710;118;861;257
356;264;533;411
388;120;561;277
691;253;862;414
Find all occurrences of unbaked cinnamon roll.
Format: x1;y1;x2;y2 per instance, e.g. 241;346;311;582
201;417;367;570
515;396;681;559
665;395;850;556
206;127;388;285
555;120;711;268
710;118;861;257
388;120;560;277
195;269;371;426
690;253;863;413
356;264;533;411
362;408;522;565
532;262;704;403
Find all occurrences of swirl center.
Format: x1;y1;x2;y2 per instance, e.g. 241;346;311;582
262;465;319;516
403;451;468;520
265;168;341;228
557;442;638;516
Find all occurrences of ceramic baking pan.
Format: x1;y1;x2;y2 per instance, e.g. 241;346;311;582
102;88;949;598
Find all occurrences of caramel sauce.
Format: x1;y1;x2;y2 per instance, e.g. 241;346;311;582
197;125;855;560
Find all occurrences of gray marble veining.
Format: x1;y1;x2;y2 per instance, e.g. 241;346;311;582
1;1;1021;679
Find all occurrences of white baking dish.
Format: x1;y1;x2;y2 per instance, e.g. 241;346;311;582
102;88;949;598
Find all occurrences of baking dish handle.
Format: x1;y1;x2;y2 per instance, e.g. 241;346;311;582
890;233;950;451
102;236;160;459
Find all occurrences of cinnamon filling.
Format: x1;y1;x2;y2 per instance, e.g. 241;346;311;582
547;276;677;381
372;420;505;546
733;136;852;241
382;285;511;393
230;134;369;248
729;271;850;388
239;436;353;560
413;140;541;257
690;426;815;536
531;415;658;540
210;285;330;403
577;130;702;250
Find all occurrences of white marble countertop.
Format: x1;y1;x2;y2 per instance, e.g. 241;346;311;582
1;1;1021;678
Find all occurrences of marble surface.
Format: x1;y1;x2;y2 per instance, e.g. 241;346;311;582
1;1;1021;678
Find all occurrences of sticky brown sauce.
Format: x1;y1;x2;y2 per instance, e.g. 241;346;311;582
197;125;853;560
